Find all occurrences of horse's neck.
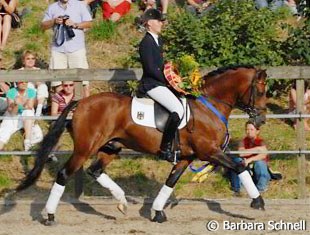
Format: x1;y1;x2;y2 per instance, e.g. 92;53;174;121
202;78;237;118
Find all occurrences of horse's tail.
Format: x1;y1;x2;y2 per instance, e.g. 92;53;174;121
16;101;79;192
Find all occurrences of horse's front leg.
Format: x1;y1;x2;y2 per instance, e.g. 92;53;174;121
152;159;191;223
209;149;265;210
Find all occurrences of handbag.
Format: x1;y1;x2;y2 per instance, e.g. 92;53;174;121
11;12;22;28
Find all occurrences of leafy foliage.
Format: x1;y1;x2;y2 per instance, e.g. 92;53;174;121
159;0;310;96
163;0;291;67
281;18;310;65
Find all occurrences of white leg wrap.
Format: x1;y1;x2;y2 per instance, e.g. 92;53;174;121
152;185;173;211
238;171;260;198
96;173;127;204
45;183;65;214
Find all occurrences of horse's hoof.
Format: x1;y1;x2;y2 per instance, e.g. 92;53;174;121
41;213;56;226
250;195;265;210
117;203;127;215
152;210;167;223
41;218;56;226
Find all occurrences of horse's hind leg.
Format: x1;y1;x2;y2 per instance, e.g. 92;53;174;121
43;153;89;225
86;151;128;215
152;159;191;223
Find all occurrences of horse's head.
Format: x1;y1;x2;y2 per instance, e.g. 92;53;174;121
236;69;268;127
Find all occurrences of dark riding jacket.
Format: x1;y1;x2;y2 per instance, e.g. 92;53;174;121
138;32;167;94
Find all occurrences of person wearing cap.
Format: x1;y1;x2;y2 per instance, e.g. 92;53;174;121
138;8;184;163
228;120;271;195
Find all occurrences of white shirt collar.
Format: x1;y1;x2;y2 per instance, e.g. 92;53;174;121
148;31;159;46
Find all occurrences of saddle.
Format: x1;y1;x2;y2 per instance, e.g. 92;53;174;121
131;97;190;132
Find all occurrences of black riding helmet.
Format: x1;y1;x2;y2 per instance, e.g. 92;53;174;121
141;9;165;24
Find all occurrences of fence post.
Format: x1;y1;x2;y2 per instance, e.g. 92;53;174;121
296;79;306;199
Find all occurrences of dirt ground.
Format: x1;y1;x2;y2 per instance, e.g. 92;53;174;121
0;197;309;235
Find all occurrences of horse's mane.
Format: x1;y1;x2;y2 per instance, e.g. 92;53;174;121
205;65;255;78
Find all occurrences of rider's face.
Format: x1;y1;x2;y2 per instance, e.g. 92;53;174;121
147;19;163;35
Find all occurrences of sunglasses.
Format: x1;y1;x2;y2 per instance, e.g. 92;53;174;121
63;84;74;87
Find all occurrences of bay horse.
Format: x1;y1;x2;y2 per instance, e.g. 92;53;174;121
15;65;268;225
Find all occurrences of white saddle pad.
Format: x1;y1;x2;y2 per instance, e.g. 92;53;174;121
131;97;190;129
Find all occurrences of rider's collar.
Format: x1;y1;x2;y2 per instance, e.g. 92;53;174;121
148;31;159;46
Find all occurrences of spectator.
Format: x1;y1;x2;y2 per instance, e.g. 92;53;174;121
51;81;75;116
0;81;38;151
41;0;92;99
135;0;168;32
139;0;168;16
186;0;215;16
18;50;49;117
0;0;17;51
0;56;8;114
101;0;131;22
255;0;298;15
0;81;11;115
229;120;271;195
49;81;75;162
288;80;310;131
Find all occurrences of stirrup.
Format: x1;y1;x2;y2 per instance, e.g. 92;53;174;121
159;149;180;164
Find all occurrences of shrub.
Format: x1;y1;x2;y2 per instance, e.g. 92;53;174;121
281;18;310;65
163;0;290;67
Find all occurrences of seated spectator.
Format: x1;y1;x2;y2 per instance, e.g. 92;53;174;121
0;81;12;115
49;81;75;162
51;81;75;116
255;0;298;15
134;0;168;31
228;120;271;195
288;80;310;131
139;0;169;17
102;0;132;22
0;0;18;51
186;0;215;17
0;81;40;151
18;50;49;116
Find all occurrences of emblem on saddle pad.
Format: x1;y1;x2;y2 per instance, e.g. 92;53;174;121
131;97;190;131
137;111;145;120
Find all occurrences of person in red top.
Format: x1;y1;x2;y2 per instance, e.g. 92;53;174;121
101;0;131;22
229;120;271;194
49;81;75;162
51;81;75;115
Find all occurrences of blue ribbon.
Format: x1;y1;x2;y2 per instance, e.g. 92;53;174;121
189;163;210;173
189;96;229;173
197;96;228;129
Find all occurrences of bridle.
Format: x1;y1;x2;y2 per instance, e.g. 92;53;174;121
236;75;266;119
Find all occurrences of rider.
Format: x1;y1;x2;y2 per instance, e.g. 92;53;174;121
138;8;184;162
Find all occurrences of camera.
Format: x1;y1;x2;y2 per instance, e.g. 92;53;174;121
61;15;75;39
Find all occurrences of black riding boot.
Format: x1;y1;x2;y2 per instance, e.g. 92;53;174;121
159;112;181;162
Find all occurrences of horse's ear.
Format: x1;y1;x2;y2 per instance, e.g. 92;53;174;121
256;69;267;81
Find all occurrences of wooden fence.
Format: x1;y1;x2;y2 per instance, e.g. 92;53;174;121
0;66;309;198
